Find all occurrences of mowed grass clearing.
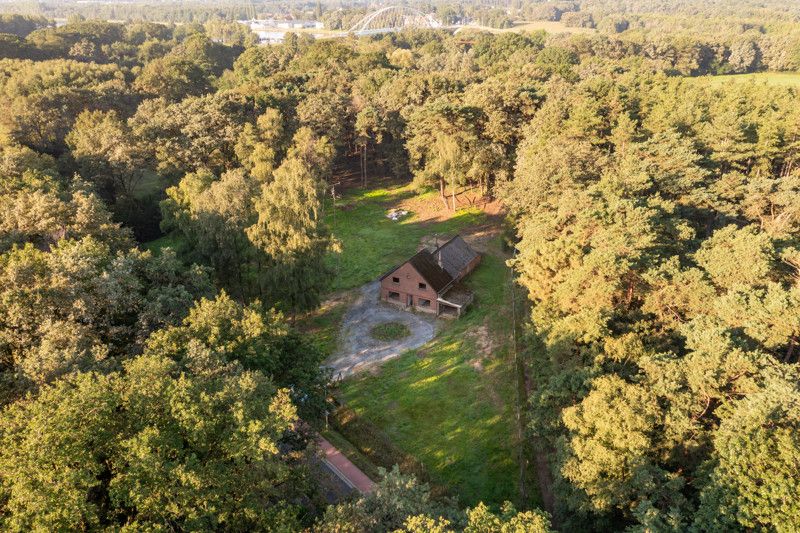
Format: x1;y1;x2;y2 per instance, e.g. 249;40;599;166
307;184;525;507
324;185;485;291
335;248;524;508
298;184;485;353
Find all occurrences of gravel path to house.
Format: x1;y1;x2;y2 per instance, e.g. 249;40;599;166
327;281;436;378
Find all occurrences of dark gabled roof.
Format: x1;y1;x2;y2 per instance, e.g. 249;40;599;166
408;250;454;292
434;235;479;281
378;235;479;294
380;249;454;293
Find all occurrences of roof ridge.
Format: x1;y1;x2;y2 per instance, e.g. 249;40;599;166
432;234;460;254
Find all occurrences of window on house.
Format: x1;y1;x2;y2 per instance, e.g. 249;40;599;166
388;291;400;300
419;298;431;307
392;277;400;283
418;282;427;289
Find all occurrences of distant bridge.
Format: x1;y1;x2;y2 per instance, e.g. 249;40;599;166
346;6;447;36
248;6;464;44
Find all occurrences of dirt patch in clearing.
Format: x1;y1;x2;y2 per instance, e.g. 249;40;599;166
397;194;451;223
470;324;495;358
417;212;508;260
465;322;507;409
395;186;503;224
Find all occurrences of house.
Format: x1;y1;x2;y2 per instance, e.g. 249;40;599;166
379;235;481;317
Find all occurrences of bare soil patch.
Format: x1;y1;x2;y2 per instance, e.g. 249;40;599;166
395;186;502;224
470;324;495;358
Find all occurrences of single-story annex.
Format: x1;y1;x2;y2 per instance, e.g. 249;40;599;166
379;235;481;317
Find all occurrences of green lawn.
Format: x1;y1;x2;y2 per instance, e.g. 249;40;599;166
336;251;524;508
324;185;485;292
142;231;187;255
296;293;354;356
693;71;800;87
320;427;383;482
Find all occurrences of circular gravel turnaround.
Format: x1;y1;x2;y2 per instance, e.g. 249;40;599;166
327;281;436;378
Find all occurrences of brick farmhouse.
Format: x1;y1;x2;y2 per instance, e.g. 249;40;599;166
379;235;481;317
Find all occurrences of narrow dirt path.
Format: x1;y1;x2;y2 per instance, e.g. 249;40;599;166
519;345;558;519
504;239;558;521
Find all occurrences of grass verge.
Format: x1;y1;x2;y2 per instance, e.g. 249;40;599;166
320;426;383;482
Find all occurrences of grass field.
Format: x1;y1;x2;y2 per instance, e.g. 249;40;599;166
300;183;528;508
335;248;524;508
507;20;596;34
693;71;800;87
453;19;595;36
142;231;186;255
324;185;485;292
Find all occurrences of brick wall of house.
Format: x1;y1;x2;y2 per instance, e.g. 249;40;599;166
380;262;440;313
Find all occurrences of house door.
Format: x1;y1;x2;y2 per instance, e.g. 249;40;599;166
407;294;413;307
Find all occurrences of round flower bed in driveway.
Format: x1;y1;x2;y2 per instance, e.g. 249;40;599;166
369;321;411;341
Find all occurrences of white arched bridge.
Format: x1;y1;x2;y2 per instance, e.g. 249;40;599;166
245;5;466;44
347;6;444;36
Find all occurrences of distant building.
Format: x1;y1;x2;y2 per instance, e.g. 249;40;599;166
255;30;286;44
379;235;480;317
241;18;324;45
275;19;324;29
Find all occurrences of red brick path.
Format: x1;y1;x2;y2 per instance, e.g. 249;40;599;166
317;435;376;494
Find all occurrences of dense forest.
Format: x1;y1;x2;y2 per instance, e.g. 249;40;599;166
0;0;799;531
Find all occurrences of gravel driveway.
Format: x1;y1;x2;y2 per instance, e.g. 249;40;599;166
327;281;436;378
